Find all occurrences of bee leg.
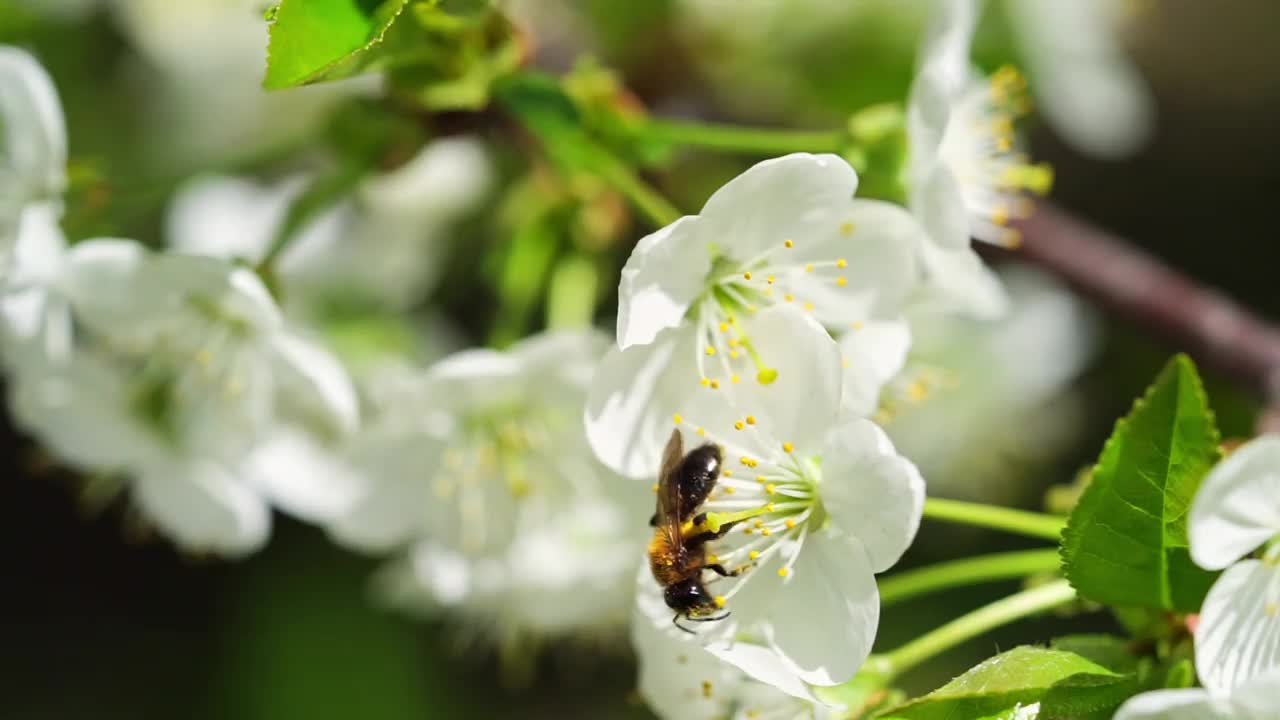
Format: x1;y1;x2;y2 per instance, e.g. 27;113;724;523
687;611;732;623
648;512;657;527
704;563;742;578
672;613;696;634
685;519;746;551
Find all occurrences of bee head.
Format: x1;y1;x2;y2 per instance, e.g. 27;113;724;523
664;578;718;613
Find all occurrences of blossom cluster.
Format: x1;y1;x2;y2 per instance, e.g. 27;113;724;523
0;0;1085;715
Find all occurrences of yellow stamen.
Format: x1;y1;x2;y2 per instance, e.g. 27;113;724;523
743;271;752;280
765;483;776;495
840;221;855;235
672;413;683;424
836;276;847;287
734;421;745;431
705;346;716;356
836;258;848;268
709;379;720;389
745;415;756;425
730;374;741;383
804;264;814;273
785;518;796;529
782;441;794;453
777;567;790;577
714;596;726;609
748;550;760;560
784;239;794;248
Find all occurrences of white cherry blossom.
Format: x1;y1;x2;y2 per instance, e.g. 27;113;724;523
587;153;922;479
167;137;491;310
628;306;925;688
1005;0;1154;160
54;239;358;455
907;0;1050;317
1115;668;1280;720
328;329;628;558
0;45;65;264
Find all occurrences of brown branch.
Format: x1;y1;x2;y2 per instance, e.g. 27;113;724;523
1011;202;1280;432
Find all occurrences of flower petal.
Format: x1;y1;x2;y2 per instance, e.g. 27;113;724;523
696;153;860;261
166;174;293;263
911;161;972;251
916;239;1009;319
705;640;822;705
586;324;700;478
134;461;271;557
1195;558;1280;693
761;530;879;686
782;199;920;327
326;429;442;552
1114;688;1222;720
243;429;363;523
1005;0;1154;159
726;304;843;456
56;238;152;333
0;46;67;205
616;214;708;349
1189;434;1280;571
270;332;360;435
821;418;925;573
838;319;911;417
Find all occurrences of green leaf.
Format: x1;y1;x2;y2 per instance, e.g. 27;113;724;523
879;646;1128;720
1049;635;1140;674
1060;354;1221;612
264;0;410;89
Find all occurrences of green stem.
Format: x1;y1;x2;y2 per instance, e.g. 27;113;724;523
590;150;683;227
878;549;1062;607
882;578;1077;680
643;117;847;156
922;497;1066;542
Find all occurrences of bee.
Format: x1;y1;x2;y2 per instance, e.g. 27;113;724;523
648;428;745;633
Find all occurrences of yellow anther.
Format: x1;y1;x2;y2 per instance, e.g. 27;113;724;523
756;475;767;483
804;264;814;273
991;204;1011;226
730;374;741;383
836;276;847;287
696;427;706;436
746;415;756;425
651;483;659;493
727;337;739;347
784;294;794;302
707;554;718;563
803;302;814;312
743;527;753;535
782;441;794;453
765;483;777;495
700;377;710;387
761;527;772;536
766;503;776;512
725;486;736;494
836;258;848;268
702;680;713;698
705;346;716;356
714;596;726;609
734;421;745;431
757;368;778;385
729;350;740;359
777;567;790;578
719;322;729;332
767;275;775;284
743;271;752;280
754;519;763;528
784;239;794;248
710;379;720;389
785;518;796;529
723;470;734;478
840;221;855;236
673;413;683;424
850;321;864;330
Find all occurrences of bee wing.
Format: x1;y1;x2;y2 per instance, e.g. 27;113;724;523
656;428;685;546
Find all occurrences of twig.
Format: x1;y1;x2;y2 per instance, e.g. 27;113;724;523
1011;203;1280;432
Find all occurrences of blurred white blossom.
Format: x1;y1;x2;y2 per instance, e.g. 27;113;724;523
110;0;371;166
629;306;924;690
328;330;630;557
587;153;922;479
0;47;72;369
880;266;1096;503
168;137;491;311
1004;0;1154;159
907;0;1049;317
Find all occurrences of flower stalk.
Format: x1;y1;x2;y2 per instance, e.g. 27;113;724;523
878;548;1063;606
880;578;1077;680
641;117;848;156
922;497;1066;541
